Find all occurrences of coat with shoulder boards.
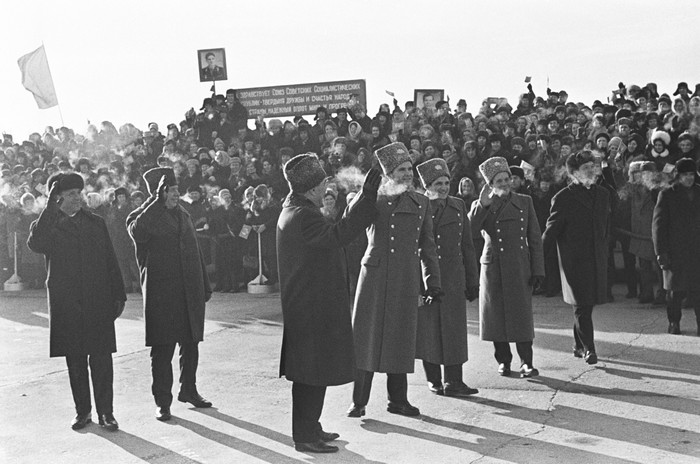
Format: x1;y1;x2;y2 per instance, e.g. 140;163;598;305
416;196;479;365
127;197;211;346
542;183;610;307
469;192;544;342
27;206;125;357
352;189;441;374
652;182;700;291
277;191;377;386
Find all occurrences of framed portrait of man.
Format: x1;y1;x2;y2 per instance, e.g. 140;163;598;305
414;89;445;111
198;48;228;82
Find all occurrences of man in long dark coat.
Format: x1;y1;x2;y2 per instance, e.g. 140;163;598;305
277;154;380;453
127;167;212;421
652;158;700;335
28;173;126;431
543;151;611;365
469;157;544;378
415;158;480;395
348;142;442;418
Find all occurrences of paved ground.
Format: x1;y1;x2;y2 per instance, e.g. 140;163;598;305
1;285;699;464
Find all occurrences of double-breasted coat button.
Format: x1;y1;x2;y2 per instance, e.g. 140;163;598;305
500;248;504;251
391;249;395;253
391;236;395;241
391;224;395;229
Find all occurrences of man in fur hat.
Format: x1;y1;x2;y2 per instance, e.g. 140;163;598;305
652;158;700;335
28;173;126;431
277;154;381;453
468;157;544;377
543;151;611;364
127;167;212;421
348;142;442;419
415;158;480;396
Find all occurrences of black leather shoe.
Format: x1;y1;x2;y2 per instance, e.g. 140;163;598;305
443;381;478;397
573;348;584;358
668;322;681;335
428;382;444;395
584;351;598;365
346;403;365;418
497;363;511;376
387;401;420;416
318;430;339;442
519;364;539;378
178;392;212;408
98;413;119;431
71;413;92;430
155;406;171;421
294;440;338;453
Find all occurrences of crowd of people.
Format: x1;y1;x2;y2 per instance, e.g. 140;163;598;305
1;80;699;302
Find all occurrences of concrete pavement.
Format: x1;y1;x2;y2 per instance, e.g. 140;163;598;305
1;286;699;463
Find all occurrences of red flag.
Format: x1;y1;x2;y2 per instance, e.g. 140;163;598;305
18;45;58;109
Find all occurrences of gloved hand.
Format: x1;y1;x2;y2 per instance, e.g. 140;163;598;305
362;168;382;197
156;175;169;203
422;287;444;305
527;83;533;93
657;253;671;270
114;300;126;320
47;177;63;207
529;275;545;288
465;286;479;302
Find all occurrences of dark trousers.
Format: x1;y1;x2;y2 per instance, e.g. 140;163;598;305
352;369;407;406
291;383;326;443
422;361;463;385
638;258;657;299
150;341;199;407
573;305;595;353
493;342;533;366
65;353;113;416
667;291;700;324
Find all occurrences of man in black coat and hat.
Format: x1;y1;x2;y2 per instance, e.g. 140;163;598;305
277;154;380;453
652;158;700;335
127;167;213;421
28;173;126;431
542;151;611;365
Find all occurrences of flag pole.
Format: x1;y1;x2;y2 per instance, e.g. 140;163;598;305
41;41;64;126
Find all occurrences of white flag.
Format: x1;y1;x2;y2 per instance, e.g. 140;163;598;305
18;45;58;109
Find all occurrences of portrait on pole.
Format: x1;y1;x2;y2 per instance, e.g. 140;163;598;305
198;48;227;82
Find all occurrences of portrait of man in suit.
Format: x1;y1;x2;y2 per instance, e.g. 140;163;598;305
198;48;227;82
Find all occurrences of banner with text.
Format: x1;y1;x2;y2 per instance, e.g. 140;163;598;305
236;79;366;118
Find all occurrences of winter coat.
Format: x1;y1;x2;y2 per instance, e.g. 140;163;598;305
469;193;544;342
127;198;211;346
628;186;657;260
652;183;700;291
27;206;125;357
277;191;377;386
542;183;610;307
352;189;441;373
416;196;479;364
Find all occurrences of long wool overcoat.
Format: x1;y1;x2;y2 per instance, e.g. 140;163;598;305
416;196;479;365
27;206;125;357
469;193;544;342
353;190;441;374
127;198;211;346
277;191;377;386
652;182;700;291
542;183;610;307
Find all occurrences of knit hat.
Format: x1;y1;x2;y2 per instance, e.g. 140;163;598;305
47;172;84;194
677;132;695;146
375;142;412;176
283;153;326;193
509;166;525;179
479;157;511;184
566;151;595;175
143;167;177;195
676;158;697;175
416;158;450;188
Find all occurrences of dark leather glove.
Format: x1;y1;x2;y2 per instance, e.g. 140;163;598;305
422;287;444;305
362;168;382;197
156;175;168;203
529;275;545;288
527;83;533;93
114;300;126;320
464;286;479;302
657;253;671;270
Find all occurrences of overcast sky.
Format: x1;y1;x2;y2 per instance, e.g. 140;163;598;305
1;0;698;139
